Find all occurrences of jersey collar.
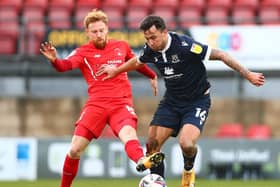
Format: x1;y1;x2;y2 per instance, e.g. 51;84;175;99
159;33;172;53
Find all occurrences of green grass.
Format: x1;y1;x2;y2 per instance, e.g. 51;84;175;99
0;178;279;187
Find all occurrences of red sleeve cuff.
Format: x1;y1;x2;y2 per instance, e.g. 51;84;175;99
136;64;156;79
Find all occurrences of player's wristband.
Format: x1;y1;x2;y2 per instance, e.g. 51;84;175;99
137;64;156;79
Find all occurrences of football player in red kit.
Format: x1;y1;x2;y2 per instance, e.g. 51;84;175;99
40;9;164;187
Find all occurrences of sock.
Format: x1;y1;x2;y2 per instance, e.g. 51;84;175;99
60;155;80;187
125;139;144;163
183;146;197;171
150;161;165;178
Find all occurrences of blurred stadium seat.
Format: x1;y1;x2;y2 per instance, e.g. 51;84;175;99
231;8;256;25
233;0;259;12
102;7;124;29
246;124;272;139
260;0;280;8
22;9;45;54
153;0;179;11
127;0;152;10
151;8;177;30
178;8;202;28
259;7;280;25
23;0;48;13
205;7;229;25
126;7;149;29
0;36;17;54
179;0;205;13
207;0;232;10
48;8;72;29
74;7;93;29
216;123;244;138
76;0;101;9
0;0;23;13
0;8;19;39
101;0;127;12
49;0;74;13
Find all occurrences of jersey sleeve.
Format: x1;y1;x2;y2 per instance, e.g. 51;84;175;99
184;35;211;62
123;41;135;61
51;49;83;72
138;45;153;64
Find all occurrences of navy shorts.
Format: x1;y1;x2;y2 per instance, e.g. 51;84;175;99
150;93;211;137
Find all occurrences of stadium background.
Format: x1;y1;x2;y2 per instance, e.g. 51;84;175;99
1;0;280;183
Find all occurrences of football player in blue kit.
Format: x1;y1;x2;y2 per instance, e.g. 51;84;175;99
97;15;265;187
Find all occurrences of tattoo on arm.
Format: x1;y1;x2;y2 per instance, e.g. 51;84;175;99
210;49;250;78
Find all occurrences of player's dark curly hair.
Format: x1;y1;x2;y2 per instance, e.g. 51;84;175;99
139;15;166;31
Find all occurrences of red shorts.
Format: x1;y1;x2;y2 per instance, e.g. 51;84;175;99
74;97;137;141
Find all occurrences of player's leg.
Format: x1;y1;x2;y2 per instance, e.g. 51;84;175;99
179;125;200;187
146;125;173;177
180;93;211;187
60;126;93;187
61;101;107;187
109;101;164;172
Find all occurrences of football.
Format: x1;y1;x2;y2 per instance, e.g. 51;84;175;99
138;174;167;187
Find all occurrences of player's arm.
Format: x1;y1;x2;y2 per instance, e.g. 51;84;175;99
209;48;265;87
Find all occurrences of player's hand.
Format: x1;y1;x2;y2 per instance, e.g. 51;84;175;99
40;41;57;62
247;72;265;87
150;75;158;96
96;64;118;80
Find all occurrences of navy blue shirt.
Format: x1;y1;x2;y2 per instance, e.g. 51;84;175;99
139;32;211;104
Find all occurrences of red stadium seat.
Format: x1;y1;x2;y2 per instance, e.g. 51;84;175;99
259;7;280;25
74;7;93;29
101;0;127;12
102;8;124;29
128;0;152;10
205;7;229;25
246;124;271;139
0;8;19;38
0;0;23;13
260;0;280;8
179;0;205;13
126;7;149;29
48;9;72;29
0;36;17;54
233;0;259;11
49;0;75;13
151;8;177;30
231;8;256;25
178;8;202;28
216;123;244;138
153;0;179;11
23;0;48;13
76;0;101;9
207;0;232;9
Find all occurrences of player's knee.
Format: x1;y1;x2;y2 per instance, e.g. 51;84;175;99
146;137;160;153
69;146;83;158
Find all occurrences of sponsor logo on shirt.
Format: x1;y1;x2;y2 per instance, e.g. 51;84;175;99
107;60;122;64
164;67;174;75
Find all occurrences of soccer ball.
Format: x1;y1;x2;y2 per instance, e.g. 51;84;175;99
139;174;167;187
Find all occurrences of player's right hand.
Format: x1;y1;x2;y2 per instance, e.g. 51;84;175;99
96;64;118;80
40;41;57;62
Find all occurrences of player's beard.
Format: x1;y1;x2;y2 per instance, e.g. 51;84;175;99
93;37;107;49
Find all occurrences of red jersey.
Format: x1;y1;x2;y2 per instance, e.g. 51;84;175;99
52;39;155;99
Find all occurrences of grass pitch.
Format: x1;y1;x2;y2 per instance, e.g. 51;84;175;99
0;178;279;187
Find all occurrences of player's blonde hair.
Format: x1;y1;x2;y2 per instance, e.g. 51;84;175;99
83;9;108;29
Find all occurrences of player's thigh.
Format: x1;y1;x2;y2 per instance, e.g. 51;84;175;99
109;102;137;136
75;103;108;138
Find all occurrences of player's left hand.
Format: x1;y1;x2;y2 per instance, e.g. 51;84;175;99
247;72;265;87
150;75;158;96
96;64;118;80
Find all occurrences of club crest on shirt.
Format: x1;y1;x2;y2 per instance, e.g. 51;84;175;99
171;54;180;63
190;43;202;54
